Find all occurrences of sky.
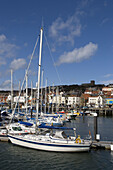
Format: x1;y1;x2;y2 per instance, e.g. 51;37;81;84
0;0;113;90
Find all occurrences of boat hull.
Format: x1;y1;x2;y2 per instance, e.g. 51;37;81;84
8;135;91;152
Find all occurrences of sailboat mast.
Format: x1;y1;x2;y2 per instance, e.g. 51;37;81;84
36;27;43;124
31;81;33;109
52;83;54;113
44;78;47;114
11;69;13;110
41;70;44;114
48;86;50;113
26;70;28;114
18;80;21;113
56;86;59;113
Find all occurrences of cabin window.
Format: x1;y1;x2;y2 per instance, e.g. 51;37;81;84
12;127;22;131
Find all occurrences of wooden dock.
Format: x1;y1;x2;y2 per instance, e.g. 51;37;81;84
92;140;113;150
0;137;8;142
82;108;113;116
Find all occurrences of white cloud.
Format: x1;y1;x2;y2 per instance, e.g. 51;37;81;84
101;18;110;25
99;80;113;85
2;80;11;86
56;42;98;65
0;80;11;90
0;34;6;42
10;58;26;70
104;74;113;78
49;12;82;44
0;34;18;59
0;57;6;66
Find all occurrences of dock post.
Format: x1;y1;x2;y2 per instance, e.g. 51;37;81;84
94;113;98;140
105;109;106;116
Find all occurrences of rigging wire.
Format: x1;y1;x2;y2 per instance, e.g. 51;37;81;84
10;33;40;123
44;31;65;95
44;32;62;86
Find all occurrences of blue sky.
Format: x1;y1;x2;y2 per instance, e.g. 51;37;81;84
0;0;113;90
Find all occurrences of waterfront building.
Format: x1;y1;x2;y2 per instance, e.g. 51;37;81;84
88;96;103;107
67;96;80;107
7;94;25;103
13;96;25;103
49;92;66;105
102;87;113;96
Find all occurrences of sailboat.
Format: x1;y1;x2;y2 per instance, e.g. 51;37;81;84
8;27;92;152
8;125;91;152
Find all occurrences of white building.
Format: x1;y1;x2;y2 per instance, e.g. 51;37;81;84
102;87;113;96
102;87;113;91
14;96;25;103
67;96;80;106
88;96;103;107
49;94;66;105
48;93;80;107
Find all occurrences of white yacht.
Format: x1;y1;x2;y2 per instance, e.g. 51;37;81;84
8;126;92;152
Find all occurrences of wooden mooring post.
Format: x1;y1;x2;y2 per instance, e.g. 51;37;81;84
94;113;100;141
94;113;97;140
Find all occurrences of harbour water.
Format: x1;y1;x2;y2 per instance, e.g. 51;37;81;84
0;116;113;170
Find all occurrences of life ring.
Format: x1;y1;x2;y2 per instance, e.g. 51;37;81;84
75;137;81;144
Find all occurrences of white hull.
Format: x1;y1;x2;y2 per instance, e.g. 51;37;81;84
8;135;91;152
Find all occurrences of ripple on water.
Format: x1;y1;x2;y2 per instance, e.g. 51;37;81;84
0;142;113;170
